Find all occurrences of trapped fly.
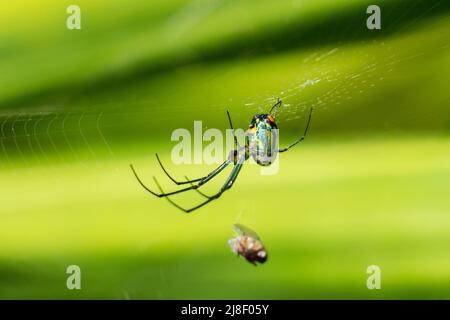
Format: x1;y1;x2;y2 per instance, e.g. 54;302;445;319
228;224;268;266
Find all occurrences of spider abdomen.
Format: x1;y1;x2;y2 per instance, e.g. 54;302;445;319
247;114;278;166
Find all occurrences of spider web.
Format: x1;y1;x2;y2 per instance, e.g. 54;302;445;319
0;0;446;174
0;38;444;173
0;110;116;171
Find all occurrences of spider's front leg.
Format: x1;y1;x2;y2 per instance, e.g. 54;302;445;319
278;107;313;153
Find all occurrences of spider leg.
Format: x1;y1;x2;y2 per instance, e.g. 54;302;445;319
268;98;282;115
130;160;231;198
155;153;228;185
278;107;313;153
155;156;245;213
227;110;241;149
184;175;213;199
155;111;240;185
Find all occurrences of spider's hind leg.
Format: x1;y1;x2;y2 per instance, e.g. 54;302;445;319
155;153;202;185
155;155;245;213
130;159;231;199
185;175;213;199
227;110;241;149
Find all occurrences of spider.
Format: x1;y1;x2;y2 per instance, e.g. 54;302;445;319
130;99;313;213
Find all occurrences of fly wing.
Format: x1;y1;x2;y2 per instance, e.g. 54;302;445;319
233;223;261;240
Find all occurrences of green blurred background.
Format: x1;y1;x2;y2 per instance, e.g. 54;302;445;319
0;0;449;299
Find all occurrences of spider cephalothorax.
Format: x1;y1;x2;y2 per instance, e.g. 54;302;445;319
130;99;313;213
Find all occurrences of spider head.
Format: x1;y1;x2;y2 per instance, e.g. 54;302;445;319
249;114;277;129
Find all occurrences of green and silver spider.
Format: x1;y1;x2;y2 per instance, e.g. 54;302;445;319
130;99;313;213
